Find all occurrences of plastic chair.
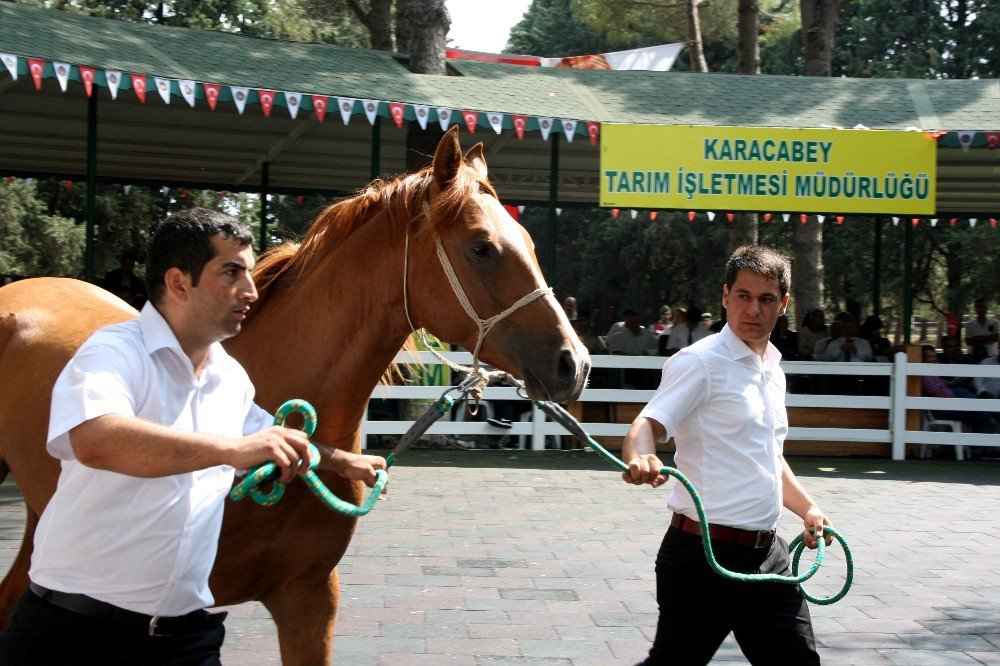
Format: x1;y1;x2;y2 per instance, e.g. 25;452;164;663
920;411;966;461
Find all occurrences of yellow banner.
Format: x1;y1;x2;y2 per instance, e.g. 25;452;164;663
410;331;451;403
600;125;937;214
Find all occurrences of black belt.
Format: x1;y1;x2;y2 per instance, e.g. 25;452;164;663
671;513;776;550
29;582;227;636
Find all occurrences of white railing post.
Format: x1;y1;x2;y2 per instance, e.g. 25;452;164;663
359;404;368;450
890;351;908;460
531;401;545;451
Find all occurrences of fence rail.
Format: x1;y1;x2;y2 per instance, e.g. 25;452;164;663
359;351;1000;460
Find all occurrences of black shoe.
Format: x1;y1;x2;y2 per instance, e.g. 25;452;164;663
486;417;513;430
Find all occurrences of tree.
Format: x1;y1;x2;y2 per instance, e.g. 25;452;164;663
729;0;763;253
0;180;85;277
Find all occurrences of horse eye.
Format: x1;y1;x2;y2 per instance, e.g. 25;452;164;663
470;242;493;259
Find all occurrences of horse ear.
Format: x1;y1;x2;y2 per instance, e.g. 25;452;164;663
433;126;463;189
463;143;488;180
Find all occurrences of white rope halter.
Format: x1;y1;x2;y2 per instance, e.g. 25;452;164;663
402;201;553;409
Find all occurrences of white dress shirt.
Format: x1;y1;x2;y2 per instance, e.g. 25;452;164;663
973;356;1000;396
607;326;658;355
639;324;787;531
819;336;874;362
965;318;1000;356
31;302;273;616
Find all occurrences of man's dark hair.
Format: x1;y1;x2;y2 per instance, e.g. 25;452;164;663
145;208;253;305
725;245;791;297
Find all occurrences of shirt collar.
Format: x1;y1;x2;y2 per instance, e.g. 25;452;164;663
721;323;782;369
138;301;228;370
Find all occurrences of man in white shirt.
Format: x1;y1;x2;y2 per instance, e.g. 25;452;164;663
606;309;658;356
818;318;874;362
622;245;830;665
965;297;999;357
0;209;386;665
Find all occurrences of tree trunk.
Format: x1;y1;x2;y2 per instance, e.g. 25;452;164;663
397;0;451;171
685;0;710;72
346;0;395;51
728;213;759;255
737;0;761;75
799;0;846;77
793;218;824;324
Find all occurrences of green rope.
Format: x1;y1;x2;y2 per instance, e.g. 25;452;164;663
229;399;388;517
535;400;854;605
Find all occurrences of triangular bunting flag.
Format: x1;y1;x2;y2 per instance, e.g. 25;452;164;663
958;131;976;153
503;204;519;220
688;211;696;221
297;195;305;204
361;99;380;125
285;92;301;119
629;209;637;219
437;108;453;131
337;98;356;125
836;215;845;224
782;213;790;223
65;180;73;192
53;62;70;92
105;70;122;100
153;77;171;104
817;214;825;224
203;83;221;110
911;218;920;227
123;185;132;194
487;112;504;134
538;117;553;141
707;212;716;222
611;208;620;219
258;90;276;117
930;218;938;227
512;115;527;139
388;102;405;127
181;188;190;198
517;205;525;214
950;218;957;227
991;219;997;229
312;95;328;122
763;213;772;222
24;178;33;186
556;208;563;216
79;66;95;97
412;104;429;130
650;211;658;220
462;110;478;133
28;59;45;90
561;119;576;142
892;216;900;226
130;74;147;103
586;121;600;146
800;214;808;223
178;80;196;107
1;53;17;81
969;218;978;228
985;132;1000;149
726;213;735;222
231;87;249;114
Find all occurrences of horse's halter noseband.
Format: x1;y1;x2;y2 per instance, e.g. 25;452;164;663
402;199;553;403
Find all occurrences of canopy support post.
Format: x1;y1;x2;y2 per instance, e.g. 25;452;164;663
370;119;381;181
85;92;97;283
873;216;882;318
259;161;269;255
903;217;913;343
547;133;559;280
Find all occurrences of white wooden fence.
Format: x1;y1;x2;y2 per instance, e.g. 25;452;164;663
360;351;1000;460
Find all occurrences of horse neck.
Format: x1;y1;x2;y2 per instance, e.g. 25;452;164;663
226;210;411;450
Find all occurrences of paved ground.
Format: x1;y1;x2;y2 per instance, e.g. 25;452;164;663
1;450;998;665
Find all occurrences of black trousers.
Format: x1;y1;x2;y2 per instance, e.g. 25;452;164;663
641;527;819;665
0;589;225;666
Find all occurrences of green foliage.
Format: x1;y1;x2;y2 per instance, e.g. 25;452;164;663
506;0;610;56
0;180;84;277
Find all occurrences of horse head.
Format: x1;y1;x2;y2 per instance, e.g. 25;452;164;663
404;127;590;403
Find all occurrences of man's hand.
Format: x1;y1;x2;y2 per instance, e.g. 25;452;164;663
622;454;667;488
335;452;388;488
227;426;312;483
801;506;833;549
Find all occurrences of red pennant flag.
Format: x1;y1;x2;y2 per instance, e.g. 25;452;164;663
512;115;527;139
650;211;658;220
297;195;304;204
181;188;190;198
203;83;221;110
836;215;845;224
4;177;12;186
925;130;947;140
65;180;73;192
763;213;772;222
610;208;620;219
800;214;808;223
219;190;228;198
911;217;920;227
949;218;957;227
985;132;1000;149
502;204;520;221
990;218;997;229
462;110;478;133
312;95;327;122
726;213;735;223
78;66;95;97
258;90;275;117
687;211;696;221
388;102;405;128
130;74;147;103
586;122;600;146
28;59;45;90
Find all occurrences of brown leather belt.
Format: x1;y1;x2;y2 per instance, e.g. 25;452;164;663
671;513;775;549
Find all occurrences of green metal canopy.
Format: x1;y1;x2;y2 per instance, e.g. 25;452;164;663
1;2;999;212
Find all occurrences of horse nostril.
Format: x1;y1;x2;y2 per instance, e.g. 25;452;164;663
556;348;577;386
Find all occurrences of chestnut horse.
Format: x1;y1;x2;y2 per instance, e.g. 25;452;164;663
0;127;589;663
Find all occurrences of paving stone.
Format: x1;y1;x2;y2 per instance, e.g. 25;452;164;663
878;649;983;665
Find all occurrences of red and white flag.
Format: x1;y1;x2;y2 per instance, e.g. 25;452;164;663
258;89;275;117
512;115;527;139
388;102;405;127
203;83;221;110
462;110;478;133
312;96;328;122
28;59;45;90
130;73;148;102
79;66;95;97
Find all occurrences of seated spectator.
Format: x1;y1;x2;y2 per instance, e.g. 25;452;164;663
605;305;623;336
920;345;993;433
818;317;873;362
964;297;999;357
660;307;693;356
937;334;974;392
770;315;799;361
607;309;657;355
694;312;714;341
812;320;841;359
973;349;999;400
650;305;672;337
573;310;606;356
103;251;146;309
562;295;578;322
797;308;827;360
860;315;892;361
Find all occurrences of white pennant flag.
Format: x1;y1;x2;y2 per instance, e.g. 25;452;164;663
53;62;71;92
160;186;170;195
517;205;525;214
957;131;976;153
817;214;825;224
285;92;301;119
969;218;978;228
437;108;453;131
538;117;553;141
24;178;34;186
629;209;637;219
124;184;132;194
105;70;122;100
178;80;196;107
930;218;938;227
556;208;563;216
892;216;900;226
487;112;504;134
361;99;380;125
412;104;430;129
707;211;716;222
231;87;249;114
561;119;577;142
154;77;171;104
782;213;790;223
1;53;17;81
336;98;356;125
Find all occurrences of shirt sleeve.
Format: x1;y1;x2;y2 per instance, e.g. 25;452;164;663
638;351;709;442
243;401;274;436
47;340;137;460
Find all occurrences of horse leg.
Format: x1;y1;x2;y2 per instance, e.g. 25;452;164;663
263;567;339;665
0;497;38;631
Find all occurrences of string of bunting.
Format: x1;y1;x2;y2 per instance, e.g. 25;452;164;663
0;52;599;145
606;206;997;229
